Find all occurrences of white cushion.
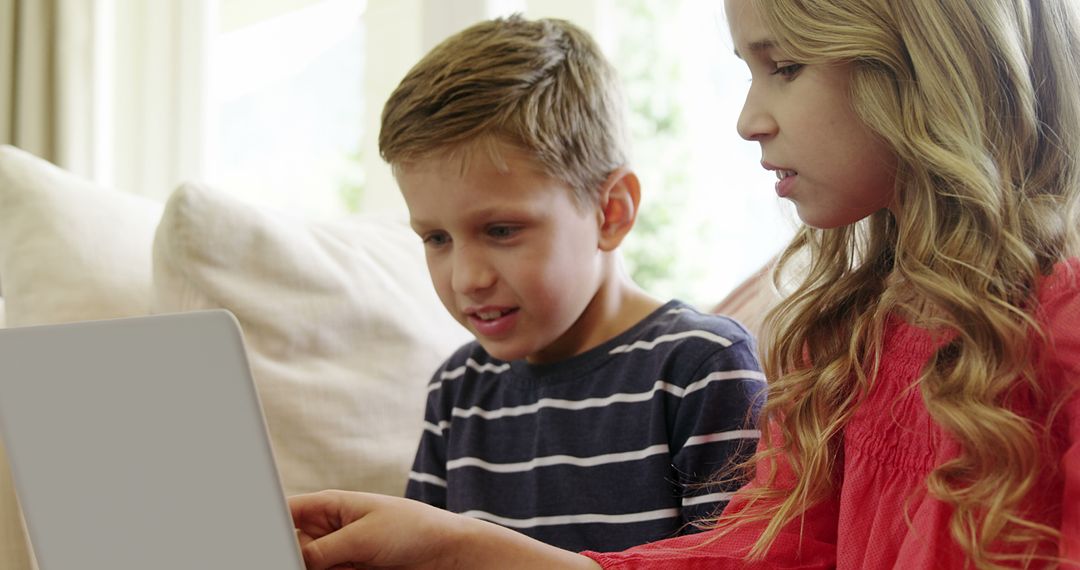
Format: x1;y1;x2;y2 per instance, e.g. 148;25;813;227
0;145;162;327
152;182;469;497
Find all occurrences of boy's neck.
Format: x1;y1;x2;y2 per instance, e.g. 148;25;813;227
593;275;666;336
526;263;663;364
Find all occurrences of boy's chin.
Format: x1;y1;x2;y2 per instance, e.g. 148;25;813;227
475;337;549;363
480;342;571;365
478;342;528;362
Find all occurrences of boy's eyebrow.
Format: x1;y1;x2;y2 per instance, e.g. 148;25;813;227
734;39;776;59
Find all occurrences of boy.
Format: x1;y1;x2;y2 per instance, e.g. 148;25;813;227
379;14;766;553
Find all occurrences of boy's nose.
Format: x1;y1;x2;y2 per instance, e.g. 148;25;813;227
450;246;496;295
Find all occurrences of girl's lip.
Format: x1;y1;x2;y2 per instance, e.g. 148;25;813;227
775;172;797;198
761;160;796;175
761;161;797;198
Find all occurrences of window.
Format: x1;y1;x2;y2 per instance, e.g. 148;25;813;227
208;0;366;219
611;0;796;306
207;0;796;306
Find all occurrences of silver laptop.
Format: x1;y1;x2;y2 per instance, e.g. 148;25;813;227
0;310;305;570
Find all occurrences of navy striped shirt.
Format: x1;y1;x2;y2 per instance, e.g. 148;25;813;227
405;300;766;552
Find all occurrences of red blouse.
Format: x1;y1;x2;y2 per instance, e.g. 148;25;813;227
584;259;1080;569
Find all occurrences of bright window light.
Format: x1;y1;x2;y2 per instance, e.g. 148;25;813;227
208;0;367;219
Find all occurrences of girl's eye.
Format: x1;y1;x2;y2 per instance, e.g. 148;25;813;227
772;63;803;79
487;225;520;239
423;232;450;247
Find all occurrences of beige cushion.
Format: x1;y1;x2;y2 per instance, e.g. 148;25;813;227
0;145;162;327
152;182;469;497
710;255;783;341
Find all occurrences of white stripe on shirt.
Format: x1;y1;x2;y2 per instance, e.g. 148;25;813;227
408;471;447;488
450;372;762;422
683;370;766;396
433;358;511;387
447;444;670;473
681;492;733;507
608;330;733;354
684;429;761;447
450;382;675;421
460;507;680;529
422;421;447;436
417;432;757;483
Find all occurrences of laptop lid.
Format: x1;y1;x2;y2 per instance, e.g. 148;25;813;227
0;310;304;570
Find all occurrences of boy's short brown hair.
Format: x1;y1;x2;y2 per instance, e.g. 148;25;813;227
379;14;629;206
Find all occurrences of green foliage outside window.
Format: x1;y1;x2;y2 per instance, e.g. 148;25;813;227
614;0;712;304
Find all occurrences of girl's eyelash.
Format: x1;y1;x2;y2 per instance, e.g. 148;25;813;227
772;63;804;78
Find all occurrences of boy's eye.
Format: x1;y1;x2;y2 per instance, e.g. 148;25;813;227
422;232;450;247
772;63;803;79
486;225;520;239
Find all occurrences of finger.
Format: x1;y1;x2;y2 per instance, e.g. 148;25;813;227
288;491;334;523
290;490;353;534
300;520;376;570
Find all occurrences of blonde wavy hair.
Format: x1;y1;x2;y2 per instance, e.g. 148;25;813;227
718;0;1080;567
378;14;629;208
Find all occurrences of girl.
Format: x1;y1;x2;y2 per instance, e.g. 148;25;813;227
287;0;1080;568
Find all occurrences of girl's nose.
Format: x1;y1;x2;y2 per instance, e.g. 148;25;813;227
736;86;777;141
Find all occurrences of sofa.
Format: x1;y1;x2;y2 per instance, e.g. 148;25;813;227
0;145;781;569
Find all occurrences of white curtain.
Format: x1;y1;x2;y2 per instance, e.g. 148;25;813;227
0;0;212;199
0;0;97;176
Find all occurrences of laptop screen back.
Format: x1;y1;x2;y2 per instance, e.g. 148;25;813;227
0;310;304;570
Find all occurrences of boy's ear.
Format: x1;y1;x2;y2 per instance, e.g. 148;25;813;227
596;167;641;252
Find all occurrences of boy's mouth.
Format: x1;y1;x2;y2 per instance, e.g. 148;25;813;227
470;307;517;321
465;306;520;338
462;306;516;319
476;309;514;320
